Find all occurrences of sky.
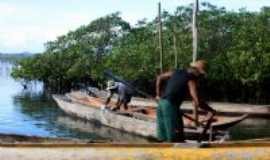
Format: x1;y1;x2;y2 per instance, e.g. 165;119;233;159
0;0;269;53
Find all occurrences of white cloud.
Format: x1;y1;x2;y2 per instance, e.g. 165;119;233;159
0;2;19;15
0;0;268;53
0;1;93;53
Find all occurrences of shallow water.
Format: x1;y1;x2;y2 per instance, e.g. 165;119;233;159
0;60;269;141
229;118;270;140
0;61;147;142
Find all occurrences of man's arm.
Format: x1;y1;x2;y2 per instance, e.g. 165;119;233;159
156;71;173;99
105;90;113;105
188;80;200;127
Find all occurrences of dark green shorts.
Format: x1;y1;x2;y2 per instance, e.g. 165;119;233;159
156;99;184;142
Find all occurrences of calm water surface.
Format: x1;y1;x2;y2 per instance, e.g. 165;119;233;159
0;60;269;141
0;61;148;142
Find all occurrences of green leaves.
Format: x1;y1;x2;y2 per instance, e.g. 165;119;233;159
10;4;270;103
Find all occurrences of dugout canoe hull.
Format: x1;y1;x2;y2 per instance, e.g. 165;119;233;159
65;91;248;131
52;94;246;141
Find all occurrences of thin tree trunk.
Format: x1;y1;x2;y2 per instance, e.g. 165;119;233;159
192;0;199;127
158;2;163;73
173;32;178;68
192;0;199;62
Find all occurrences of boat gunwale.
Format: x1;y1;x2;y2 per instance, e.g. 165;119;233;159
1;141;270;148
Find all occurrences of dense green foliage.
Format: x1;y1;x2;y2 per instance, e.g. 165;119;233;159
12;3;270;103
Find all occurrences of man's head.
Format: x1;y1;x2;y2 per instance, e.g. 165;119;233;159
106;80;117;90
190;60;208;76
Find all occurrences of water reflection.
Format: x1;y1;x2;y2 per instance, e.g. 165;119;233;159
57;116;150;143
0;61;13;78
0;61;104;140
11;90;104;140
12;91;60;136
11;90;151;142
230;118;270;140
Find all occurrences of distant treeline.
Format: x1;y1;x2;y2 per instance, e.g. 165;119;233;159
0;53;32;63
11;3;270;104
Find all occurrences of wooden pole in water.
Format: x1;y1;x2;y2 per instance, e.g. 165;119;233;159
158;2;164;73
192;0;199;63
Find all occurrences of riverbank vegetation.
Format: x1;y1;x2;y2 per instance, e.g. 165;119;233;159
11;3;270;104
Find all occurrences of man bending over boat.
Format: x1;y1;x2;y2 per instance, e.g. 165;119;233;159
103;80;133;111
155;60;216;142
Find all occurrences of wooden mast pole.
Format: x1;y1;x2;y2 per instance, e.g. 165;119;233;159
158;2;164;73
192;0;199;63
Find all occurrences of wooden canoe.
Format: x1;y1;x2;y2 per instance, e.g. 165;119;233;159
66;91;248;130
53;93;247;141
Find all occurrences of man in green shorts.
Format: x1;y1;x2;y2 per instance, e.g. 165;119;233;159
155;60;215;142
